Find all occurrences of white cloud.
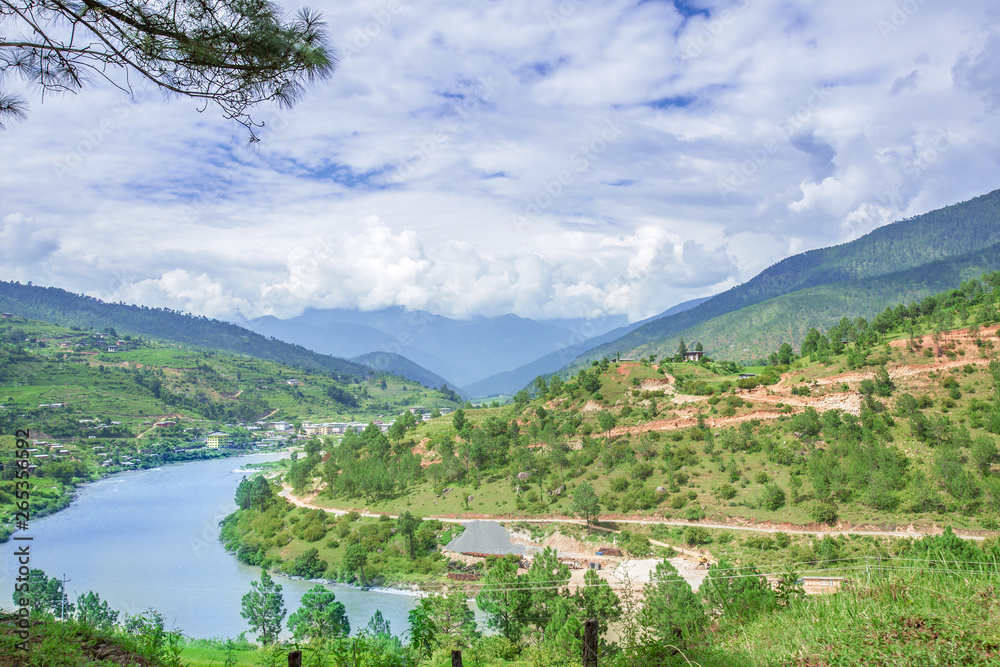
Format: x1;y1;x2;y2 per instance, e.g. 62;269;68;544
1;0;999;323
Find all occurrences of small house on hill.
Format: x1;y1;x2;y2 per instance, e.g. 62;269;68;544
683;350;705;362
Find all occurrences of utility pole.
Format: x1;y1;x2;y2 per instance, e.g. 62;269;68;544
59;573;71;620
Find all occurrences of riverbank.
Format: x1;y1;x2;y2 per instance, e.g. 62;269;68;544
1;453;419;639
0;446;288;543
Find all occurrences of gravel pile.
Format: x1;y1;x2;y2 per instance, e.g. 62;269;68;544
446;520;525;555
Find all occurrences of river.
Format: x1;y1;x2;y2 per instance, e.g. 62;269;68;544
0;453;418;639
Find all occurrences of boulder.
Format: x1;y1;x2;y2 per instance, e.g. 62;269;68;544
517;471;531;480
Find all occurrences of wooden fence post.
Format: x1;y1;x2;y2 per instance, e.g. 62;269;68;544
452;649;464;667
288;650;302;667
583;618;598;667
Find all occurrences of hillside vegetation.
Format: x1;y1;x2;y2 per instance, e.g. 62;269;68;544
234;273;1000;580
7;531;1000;666
0;319;461;540
0;281;372;378
8;275;1000;666
574;188;1000;366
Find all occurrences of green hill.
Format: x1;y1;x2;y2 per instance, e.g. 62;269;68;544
0;281;372;378
573;188;1000;366
633;245;1000;361
0;318;464;450
351;351;467;398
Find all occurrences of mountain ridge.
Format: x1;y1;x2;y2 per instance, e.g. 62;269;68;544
566;188;1000;368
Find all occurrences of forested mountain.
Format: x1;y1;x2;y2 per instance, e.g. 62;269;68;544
625;245;1000;362
0;281;372;378
351;351;467;397
573;188;1000;366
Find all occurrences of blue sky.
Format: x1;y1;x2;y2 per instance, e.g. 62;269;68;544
1;0;999;323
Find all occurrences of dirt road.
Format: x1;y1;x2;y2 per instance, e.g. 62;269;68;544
279;486;987;540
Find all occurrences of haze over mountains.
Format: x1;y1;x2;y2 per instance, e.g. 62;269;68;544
242;307;631;391
2;189;999;399
233;189;1000;394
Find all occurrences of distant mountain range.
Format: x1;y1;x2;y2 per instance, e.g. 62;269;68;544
242;307;632;392
241;299;714;397
5;189;998;398
568;188;1000;367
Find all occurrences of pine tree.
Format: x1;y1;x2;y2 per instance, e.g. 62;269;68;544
0;0;335;138
240;571;286;645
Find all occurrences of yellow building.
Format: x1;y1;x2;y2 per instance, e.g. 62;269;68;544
206;432;228;449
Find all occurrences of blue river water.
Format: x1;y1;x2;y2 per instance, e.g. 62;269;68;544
0;453;418;639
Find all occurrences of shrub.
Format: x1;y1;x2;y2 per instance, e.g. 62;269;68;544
717;484;737;500
618;529;652;556
760;484;786;511
301;523;327;543
684;525;711;546
809;500;839;525
743;534;776;550
599;492;618;511
610;476;630;492
633;462;655;480
684;506;705;521
287;547;327;579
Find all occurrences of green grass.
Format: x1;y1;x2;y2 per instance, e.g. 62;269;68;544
659;569;1000;666
179;638;259;666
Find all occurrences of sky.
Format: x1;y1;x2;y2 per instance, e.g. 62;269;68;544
1;0;1000;324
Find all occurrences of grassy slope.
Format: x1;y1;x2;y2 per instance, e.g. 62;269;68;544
645;568;1000;667
291;291;1000;541
0;318;462;432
